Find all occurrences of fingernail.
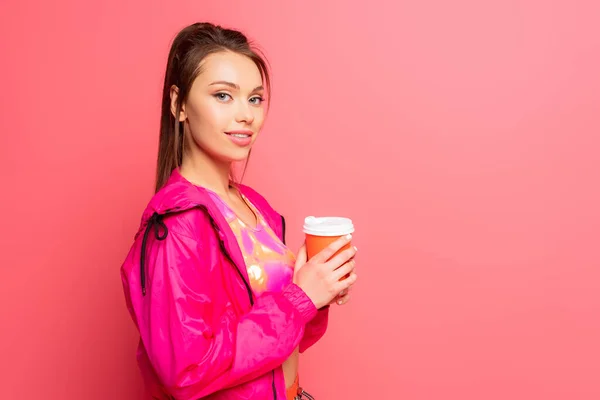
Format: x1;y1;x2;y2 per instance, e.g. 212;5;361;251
354;246;358;251
345;234;352;240
337;299;343;305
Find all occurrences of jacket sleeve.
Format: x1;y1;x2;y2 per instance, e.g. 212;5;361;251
132;229;317;399
276;214;330;354
299;305;330;353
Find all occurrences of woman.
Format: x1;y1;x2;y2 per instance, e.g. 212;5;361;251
121;22;358;400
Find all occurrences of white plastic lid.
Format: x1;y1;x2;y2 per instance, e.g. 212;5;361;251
303;216;355;236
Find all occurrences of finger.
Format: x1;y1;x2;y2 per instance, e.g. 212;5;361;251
293;244;307;281
327;246;357;272
336;292;351;305
295;243;307;268
332;259;356;281
329;289;349;305
334;271;358;292
311;234;353;263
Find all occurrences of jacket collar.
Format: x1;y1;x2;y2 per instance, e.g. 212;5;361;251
137;168;282;238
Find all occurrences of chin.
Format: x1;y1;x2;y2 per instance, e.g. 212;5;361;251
220;149;252;163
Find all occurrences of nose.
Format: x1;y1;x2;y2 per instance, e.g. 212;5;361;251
235;101;254;125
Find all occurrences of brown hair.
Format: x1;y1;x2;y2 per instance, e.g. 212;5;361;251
155;22;271;193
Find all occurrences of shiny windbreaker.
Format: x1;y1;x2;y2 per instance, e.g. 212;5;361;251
121;169;329;399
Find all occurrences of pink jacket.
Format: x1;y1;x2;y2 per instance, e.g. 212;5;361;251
121;169;329;400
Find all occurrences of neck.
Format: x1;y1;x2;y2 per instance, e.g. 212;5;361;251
180;149;233;197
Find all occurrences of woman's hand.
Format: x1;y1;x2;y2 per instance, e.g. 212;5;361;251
293;235;358;309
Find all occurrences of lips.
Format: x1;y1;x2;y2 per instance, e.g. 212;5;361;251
225;130;253;138
225;130;254;146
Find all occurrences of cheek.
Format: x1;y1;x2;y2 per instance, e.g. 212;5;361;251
188;101;230;132
206;102;234;128
253;108;266;128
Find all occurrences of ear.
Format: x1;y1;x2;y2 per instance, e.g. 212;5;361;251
170;85;186;122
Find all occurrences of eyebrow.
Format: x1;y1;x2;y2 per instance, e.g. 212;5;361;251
209;81;264;92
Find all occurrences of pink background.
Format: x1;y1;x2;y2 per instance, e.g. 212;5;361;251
1;1;599;399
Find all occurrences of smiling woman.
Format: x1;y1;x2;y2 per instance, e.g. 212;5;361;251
155;25;272;193
173;51;266;180
119;22;359;400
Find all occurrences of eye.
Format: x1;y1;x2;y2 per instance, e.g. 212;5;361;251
214;93;232;102
249;96;264;105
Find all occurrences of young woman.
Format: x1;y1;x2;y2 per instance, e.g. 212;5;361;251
120;22;358;400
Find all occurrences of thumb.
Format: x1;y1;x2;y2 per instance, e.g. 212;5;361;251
294;243;307;278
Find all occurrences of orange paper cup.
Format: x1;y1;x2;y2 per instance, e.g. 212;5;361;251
303;216;355;278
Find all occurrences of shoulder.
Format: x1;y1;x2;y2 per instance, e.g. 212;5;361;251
161;207;216;241
134;174;218;240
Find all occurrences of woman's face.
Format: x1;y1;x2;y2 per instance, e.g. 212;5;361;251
173;50;266;164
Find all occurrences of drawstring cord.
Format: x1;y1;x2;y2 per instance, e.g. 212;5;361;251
140;212;168;295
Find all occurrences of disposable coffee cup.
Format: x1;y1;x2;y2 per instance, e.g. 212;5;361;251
303;216;355;263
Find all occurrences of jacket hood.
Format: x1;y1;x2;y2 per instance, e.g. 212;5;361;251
135;169;282;240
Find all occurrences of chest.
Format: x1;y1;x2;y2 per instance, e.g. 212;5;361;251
208;192;295;295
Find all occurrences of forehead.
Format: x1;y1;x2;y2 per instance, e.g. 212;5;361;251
195;51;263;87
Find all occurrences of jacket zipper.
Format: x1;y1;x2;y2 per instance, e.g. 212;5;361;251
272;370;277;400
281;215;286;245
218;238;254;305
271;215;287;399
